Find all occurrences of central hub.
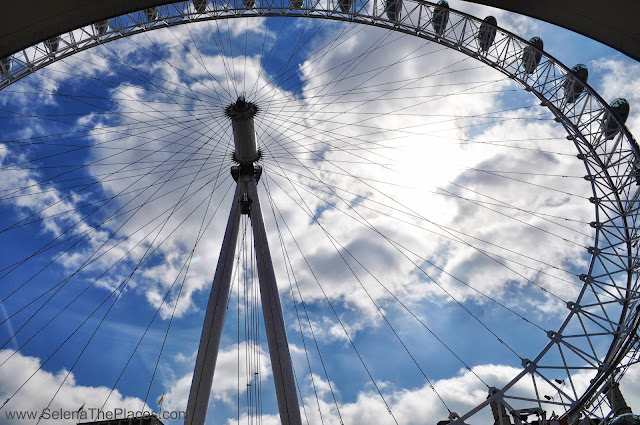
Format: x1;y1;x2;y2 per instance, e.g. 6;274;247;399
225;96;260;164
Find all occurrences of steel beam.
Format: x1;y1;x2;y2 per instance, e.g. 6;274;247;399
247;180;302;425
184;182;243;425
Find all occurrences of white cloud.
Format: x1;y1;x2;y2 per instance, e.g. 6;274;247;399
0;349;151;425
163;342;271;412
1;5;640;425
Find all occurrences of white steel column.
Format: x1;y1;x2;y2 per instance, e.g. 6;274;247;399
247;180;302;425
184;182;243;425
185;97;301;425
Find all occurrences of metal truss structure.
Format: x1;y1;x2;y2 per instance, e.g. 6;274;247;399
0;0;638;423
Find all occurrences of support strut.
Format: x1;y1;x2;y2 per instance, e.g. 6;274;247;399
184;97;302;425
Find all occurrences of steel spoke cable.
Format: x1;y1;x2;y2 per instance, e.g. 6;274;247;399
0;172;234;370
264;144;584;274
136;27;230;117
266;167;460;408
0;120;228;304
262;116;583;263
0;117;217;237
262;78;517;101
97;136;230;410
261;162;589;305
262;157;594;242
260;128;573;305
249;18;365;103
106;32;228;108
257;46;520;154
263;175;344;424
0;169;233;334
446;181;593;237
0;158;226;206
166;22;236;105
203;17;238;97
262;154;593;230
268;55;489;106
262;149;592;274
0;112;220;153
258;175;400;424
260;70;508;157
263;146;530;361
253;16;407;138
266;178;331;425
254;113;402;171
264;163;562;329
0;151;230;350
16;62;221;143
5;125;233;413
0;159;227;243
0;160;229;283
66;44;226;107
253;23;434;106
0;107;221;181
109;33;225;135
261;96;542;156
255;24;415;143
247;17;285;100
259;106;549;159
0;91;232;218
249;15;336;104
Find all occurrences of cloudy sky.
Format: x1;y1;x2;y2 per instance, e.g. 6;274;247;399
0;1;639;425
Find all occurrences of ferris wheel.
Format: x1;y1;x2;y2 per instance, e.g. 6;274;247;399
0;1;638;425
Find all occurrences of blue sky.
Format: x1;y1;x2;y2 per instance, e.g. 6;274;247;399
0;2;640;425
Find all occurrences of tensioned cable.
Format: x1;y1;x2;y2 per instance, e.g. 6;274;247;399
264;176;332;425
0;110;229;310
254;112;584;252
0;135;218;300
19;131;233;415
258;174;401;423
253;24;444;106
96;139;231;411
0;117;226;285
167;22;236;105
0;163;229;279
253;17;412;143
259;126;573;305
255;27;418;146
263;148;520;375
0;143;231;352
141;149;234;408
67;42;226;106
260;162;593;280
263;163;559;333
256;110;590;245
0;169;234;412
0;170;234;334
0;159;226;207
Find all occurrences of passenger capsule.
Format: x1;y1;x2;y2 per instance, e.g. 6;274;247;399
1;56;11;74
603;98;630;140
144;7;159;22
338;0;352;12
243;0;256;8
521;36;543;75
432;0;449;36
94;20;109;35
477;16;497;52
193;0;207;13
45;36;61;53
385;0;402;21
291;0;303;8
563;64;588;104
